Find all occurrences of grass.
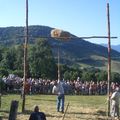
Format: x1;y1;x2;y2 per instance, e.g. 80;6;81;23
0;94;110;120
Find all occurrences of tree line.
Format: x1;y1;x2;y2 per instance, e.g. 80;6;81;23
0;38;120;83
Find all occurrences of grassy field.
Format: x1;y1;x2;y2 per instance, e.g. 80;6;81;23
0;94;110;120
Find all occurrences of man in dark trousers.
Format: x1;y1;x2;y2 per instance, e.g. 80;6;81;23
29;105;46;120
52;80;65;113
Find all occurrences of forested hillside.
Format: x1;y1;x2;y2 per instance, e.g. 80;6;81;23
0;25;120;74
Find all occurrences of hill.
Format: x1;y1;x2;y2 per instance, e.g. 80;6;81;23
112;45;120;52
0;25;120;73
101;44;120;52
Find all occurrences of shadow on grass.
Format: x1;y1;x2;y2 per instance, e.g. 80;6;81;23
67;110;106;116
46;113;62;118
0;116;8;119
67;111;98;115
18;110;62;118
0;109;33;115
32;98;56;102
18;110;33;115
0;110;9;113
0;109;107;120
66;110;107;120
0;110;9;119
96;110;106;116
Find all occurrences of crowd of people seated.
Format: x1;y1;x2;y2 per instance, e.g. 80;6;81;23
1;74;119;95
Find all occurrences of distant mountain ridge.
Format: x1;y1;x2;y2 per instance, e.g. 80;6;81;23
101;44;120;52
112;45;120;52
0;25;120;73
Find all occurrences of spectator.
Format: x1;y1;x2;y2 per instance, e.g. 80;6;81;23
29;105;46;120
110;87;120;119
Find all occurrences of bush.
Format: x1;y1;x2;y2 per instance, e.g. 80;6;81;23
0;68;9;77
12;70;23;77
0;77;6;92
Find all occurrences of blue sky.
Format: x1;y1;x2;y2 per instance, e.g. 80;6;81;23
0;0;119;45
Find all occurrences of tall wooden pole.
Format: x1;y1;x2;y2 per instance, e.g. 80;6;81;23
107;2;111;117
0;78;1;108
22;0;28;112
57;42;60;81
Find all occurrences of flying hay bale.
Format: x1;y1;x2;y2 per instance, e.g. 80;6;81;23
51;29;70;41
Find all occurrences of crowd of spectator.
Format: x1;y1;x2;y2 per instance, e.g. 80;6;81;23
1;74;119;95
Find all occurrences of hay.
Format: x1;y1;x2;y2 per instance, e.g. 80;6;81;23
51;28;70;40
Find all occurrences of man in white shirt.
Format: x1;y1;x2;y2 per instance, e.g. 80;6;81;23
110;87;120;119
52;80;65;113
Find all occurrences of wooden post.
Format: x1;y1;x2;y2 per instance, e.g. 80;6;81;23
0;93;1;108
62;102;69;120
0;116;2;120
0;78;2;108
8;100;19;120
22;0;29;112
57;42;60;81
0;78;2;119
107;2;111;117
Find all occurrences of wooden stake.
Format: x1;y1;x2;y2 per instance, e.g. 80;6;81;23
22;0;29;112
107;2;111;117
62;102;69;120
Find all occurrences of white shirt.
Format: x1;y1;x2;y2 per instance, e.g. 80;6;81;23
52;81;64;95
111;91;120;105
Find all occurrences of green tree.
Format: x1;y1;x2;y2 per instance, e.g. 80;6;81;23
14;45;24;70
95;71;107;81
1;47;16;70
12;70;23;77
0;46;4;62
0;68;9;77
81;71;96;82
111;72;120;83
71;71;79;80
64;71;71;80
28;38;57;79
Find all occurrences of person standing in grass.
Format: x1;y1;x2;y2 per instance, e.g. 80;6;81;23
52;79;65;113
29;105;46;120
110;87;120;119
